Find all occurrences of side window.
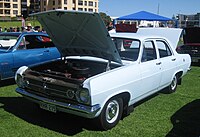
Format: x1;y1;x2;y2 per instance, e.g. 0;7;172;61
18;35;55;50
18;37;29;50
40;36;55;48
156;40;172;58
142;41;157;62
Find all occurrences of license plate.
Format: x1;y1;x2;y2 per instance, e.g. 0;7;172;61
40;102;57;113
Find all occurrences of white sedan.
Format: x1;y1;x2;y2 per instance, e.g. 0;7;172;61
15;10;191;130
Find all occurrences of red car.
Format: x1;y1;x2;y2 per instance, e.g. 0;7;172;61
176;27;200;65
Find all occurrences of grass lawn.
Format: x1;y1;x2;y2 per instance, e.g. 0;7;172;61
0;66;199;137
0;20;41;30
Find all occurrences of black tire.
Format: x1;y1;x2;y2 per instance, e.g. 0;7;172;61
95;97;123;130
167;75;178;93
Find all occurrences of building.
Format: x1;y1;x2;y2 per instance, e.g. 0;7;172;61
0;0;21;19
40;0;98;13
177;13;200;28
0;0;98;20
29;0;40;14
21;0;40;19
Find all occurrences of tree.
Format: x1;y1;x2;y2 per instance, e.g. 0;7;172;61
22;10;28;19
100;12;111;27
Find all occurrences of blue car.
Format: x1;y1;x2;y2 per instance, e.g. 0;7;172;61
0;32;60;80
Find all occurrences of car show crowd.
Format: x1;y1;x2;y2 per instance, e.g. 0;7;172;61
0;23;46;33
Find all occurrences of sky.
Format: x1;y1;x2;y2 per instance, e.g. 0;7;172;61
99;0;200;18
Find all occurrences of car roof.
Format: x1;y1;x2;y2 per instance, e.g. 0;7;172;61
110;32;165;41
0;32;21;36
0;32;48;36
110;28;183;49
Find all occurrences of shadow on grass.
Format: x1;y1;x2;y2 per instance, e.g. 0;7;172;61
0;97;97;136
0;92;161;135
0;79;16;87
166;99;200;137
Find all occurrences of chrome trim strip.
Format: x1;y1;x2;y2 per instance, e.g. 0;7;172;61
16;88;101;118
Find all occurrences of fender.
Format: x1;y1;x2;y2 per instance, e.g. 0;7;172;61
93;90;132;117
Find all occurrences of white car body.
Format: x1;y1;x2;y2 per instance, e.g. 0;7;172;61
86;32;190;115
15;10;191;130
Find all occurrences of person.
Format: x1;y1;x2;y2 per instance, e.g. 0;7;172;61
21;27;26;32
41;28;46;33
34;26;40;32
10;27;13;32
13;27;17;32
4;27;7;32
26;23;33;32
17;27;20;32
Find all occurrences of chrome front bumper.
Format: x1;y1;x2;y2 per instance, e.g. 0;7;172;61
16;88;101;119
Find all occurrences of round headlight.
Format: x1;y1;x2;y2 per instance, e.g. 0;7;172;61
15;66;28;88
77;88;90;104
16;74;26;88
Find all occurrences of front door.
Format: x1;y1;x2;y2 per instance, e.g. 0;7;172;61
138;40;162;98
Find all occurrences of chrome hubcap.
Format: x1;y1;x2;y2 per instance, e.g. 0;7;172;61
171;76;177;90
106;100;119;123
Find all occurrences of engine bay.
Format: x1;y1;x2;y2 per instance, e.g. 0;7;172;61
28;58;121;82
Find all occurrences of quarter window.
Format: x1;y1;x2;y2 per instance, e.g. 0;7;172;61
156;40;172;58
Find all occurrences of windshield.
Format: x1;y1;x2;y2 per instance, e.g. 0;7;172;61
0;35;18;50
112;38;140;61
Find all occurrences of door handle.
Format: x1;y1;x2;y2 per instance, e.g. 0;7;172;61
156;62;161;65
172;58;176;61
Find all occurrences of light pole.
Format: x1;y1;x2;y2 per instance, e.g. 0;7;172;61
185;17;188;27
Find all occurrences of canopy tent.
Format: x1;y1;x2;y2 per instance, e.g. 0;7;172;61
116;11;172;21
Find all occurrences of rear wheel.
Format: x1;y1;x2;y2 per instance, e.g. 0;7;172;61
167;75;178;93
95;97;123;130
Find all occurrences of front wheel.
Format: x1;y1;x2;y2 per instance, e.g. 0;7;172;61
95;97;123;130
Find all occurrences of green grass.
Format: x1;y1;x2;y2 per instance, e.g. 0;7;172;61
0;20;41;30
0;67;200;137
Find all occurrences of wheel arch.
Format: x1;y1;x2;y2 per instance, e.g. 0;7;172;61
174;70;183;85
98;91;131;118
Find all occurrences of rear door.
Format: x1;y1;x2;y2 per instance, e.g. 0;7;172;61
155;39;177;88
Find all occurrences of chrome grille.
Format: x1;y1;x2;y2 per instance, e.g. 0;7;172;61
24;76;79;103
